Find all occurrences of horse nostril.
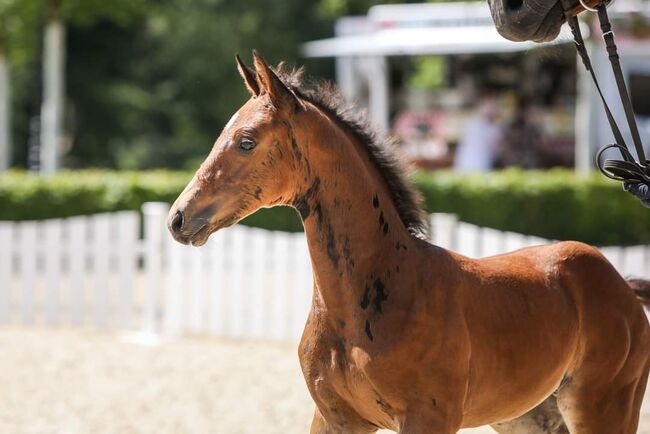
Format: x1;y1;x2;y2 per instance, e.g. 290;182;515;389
171;210;184;234
506;0;523;10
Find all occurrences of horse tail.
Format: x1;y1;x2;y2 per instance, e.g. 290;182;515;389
628;278;650;307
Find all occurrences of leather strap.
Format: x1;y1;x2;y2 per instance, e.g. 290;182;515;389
560;0;650;185
597;6;646;164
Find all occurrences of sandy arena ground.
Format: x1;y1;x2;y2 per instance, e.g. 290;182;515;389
0;328;649;434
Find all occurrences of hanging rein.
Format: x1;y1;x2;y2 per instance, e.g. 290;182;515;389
561;0;650;206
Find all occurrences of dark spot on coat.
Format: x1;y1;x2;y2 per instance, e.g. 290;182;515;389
396;265;400;273
378;211;385;228
383;222;389;235
293;177;321;219
253;186;262;200
287;124;303;161
343;237;354;272
314;202;323;223
294;199;310;219
338;320;346;329
432;398;437;407
376;398;392;414
395;240;407;251
303;341;310;355
309;201;339;269
365;320;374;341
326;230;340;267
360;285;371;309
372;278;388;313
372;194;379;208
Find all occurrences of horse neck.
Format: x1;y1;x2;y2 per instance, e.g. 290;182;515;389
292;110;416;330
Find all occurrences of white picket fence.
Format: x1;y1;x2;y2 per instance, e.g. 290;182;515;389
0;203;648;342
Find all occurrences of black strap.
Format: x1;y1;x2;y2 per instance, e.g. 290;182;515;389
596;6;647;164
561;1;650;185
562;8;629;160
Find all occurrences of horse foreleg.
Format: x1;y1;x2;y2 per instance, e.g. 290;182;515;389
309;407;377;434
399;410;461;434
310;408;337;434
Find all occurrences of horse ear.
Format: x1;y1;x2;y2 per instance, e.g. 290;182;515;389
236;54;260;96
252;50;300;109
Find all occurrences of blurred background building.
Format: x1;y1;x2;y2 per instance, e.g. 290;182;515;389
302;0;650;173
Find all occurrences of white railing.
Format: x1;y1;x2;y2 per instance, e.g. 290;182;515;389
0;204;648;342
0;210;139;329
430;214;650;279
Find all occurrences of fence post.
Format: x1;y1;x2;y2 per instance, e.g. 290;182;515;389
116;212;138;330
430;213;458;250
92;213;111;328
164;221;185;337
44;219;62;325
621;246;647;279
19;222;37;325
67;217;87;325
142;202;169;334
0;222;12;323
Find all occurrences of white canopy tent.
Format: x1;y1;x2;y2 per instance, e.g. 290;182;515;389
302;25;566;58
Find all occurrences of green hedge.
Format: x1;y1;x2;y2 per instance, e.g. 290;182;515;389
413;169;650;246
1;169;648;245
0;170;305;232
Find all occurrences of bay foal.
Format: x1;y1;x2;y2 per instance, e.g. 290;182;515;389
168;52;650;434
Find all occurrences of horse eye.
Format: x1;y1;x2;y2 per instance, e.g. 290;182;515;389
238;138;256;152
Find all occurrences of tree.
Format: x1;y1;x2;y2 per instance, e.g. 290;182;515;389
0;25;9;172
64;0;331;169
0;0;39;171
39;0;145;174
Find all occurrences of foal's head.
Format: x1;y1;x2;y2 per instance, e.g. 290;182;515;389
169;52;425;246
168;52;309;246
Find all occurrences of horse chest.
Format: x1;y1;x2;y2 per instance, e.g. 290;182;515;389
301;333;400;430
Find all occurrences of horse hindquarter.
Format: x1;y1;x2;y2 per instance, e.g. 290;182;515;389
550;242;650;434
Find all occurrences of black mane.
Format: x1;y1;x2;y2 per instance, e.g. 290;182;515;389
276;65;427;236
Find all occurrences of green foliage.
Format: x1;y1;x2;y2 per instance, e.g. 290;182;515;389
4;0;333;169
1;169;649;245
0;169;305;231
61;0;146;26
4;0;490;170
0;0;40;57
63;0;332;169
413;169;650;246
0;170;189;219
408;56;446;90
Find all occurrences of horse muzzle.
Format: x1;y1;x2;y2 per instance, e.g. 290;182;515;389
167;207;212;246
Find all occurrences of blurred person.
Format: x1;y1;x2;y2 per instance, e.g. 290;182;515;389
454;95;502;172
496;98;543;169
393;111;449;168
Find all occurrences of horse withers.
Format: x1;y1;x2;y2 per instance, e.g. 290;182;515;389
167;52;650;434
